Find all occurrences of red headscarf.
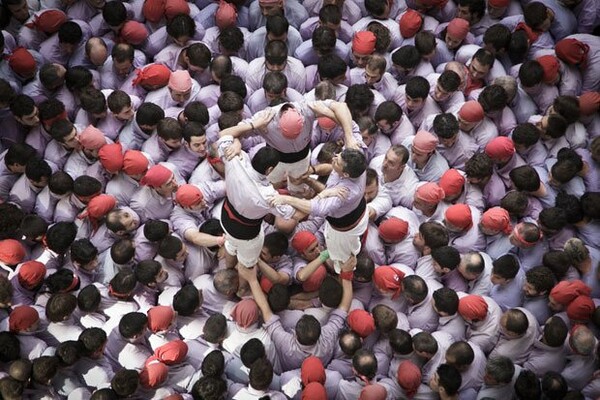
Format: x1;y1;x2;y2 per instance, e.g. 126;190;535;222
480;207;512;235
445;204;473;231
373;266;405;299
119;21;149;45
154;340;188;365
302;382;327;400
78;194;116;232
175;184;203;207
556;38;590;67
140;165;173;187
550;280;591;306
140;359;168;388
397;361;422;399
17;261;46;288
143;0;166;23
399;10;423;39
412;130;438;153
9;305;39;332
359;384;387;400
485;136;515;161
567;295;595;322
291;231;318;254
165;0;190;20
8;48;36;77
230;298;259;328
458;101;485;123
147;305;175;332
352;31;377;55
347;309;376;338
215;0;238;29
25;9;67;33
123;150;149;176
415;182;445;205
0;239;26;265
301;356;326;386
439;169;465;197
378;217;409;243
132;64;171;88
447;18;469;41
458;295;488;321
98;143;124;174
79;125;107;150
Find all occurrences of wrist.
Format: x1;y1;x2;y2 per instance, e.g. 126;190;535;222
249;121;255;130
319;250;329;262
216;235;225;247
340;270;354;281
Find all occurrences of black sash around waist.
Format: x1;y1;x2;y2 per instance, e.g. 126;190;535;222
326;197;367;230
221;198;263;240
277;144;310;164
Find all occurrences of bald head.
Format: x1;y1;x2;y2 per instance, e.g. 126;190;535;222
569;326;596;356
86;38;109;67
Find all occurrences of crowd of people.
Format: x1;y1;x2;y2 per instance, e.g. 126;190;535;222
0;0;598;398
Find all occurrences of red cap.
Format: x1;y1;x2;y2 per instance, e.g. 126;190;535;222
480;207;512;234
215;0;238;29
120;21;149;45
447;18;469;41
140;164;173;187
397;361;422;398
347;309;376;338
18;261;46;288
8;48;36;77
445;204;473;230
458;294;488;321
98;143;124;174
439;169;465;197
579;91;600;116
154;340;188;365
301;356;326;386
0;239;26;265
302;264;327;292
399;10;423;39
230;298;259;328
378;217;409;243
79;125;106;150
352;31;377;55
485;136;515;161
359;384;387;400
302;382;327;400
140;359;168;388
143;0;166;23
317;117;337;131
412;130;438;153
132;64;171;88
175;184;203;207
415;182;445;205
488;0;510;6
550;280;591;306
373;266;405;299
458;100;485;123
27;9;67;34
9;305;39;332
123;150;149;175
165;0;190;20
279;108;304;139
291;231;318;253
567;295;595;322
260;275;274;293
556;38;590;66
148;305;175;332
79;194;116;221
537;55;560;84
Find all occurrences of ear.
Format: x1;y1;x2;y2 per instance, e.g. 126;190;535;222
265;166;274;176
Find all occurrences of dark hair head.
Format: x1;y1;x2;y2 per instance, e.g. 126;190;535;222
173;284;201;316
203;313;227;344
267;284;290;312
319;276;343;308
437;364;462;395
111;369;139;397
492;254;520;279
295;315;321;346
251;146;280;175
432;287;459;315
240;338;265;368
118;312;147;339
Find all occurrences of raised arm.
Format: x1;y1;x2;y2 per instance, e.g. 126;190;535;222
296;250;329;283
218;109;275;138
338;255;356;313
257;258;290;285
237;265;274;322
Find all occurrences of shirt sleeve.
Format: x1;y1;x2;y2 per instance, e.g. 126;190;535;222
310;195;343;217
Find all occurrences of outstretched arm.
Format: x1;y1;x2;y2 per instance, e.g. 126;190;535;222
338;255;357;313
218;109;275;138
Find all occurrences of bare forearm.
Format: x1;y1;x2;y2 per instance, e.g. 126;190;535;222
330;101;355;144
184;230;221;247
248;278;273;321
339;279;353;312
258;259;290;285
304;177;326;194
282;195;313;215
297;257;325;282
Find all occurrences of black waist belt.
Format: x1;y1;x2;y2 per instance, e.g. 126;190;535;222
221;198;263;240
326;198;366;230
277;144;310;163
